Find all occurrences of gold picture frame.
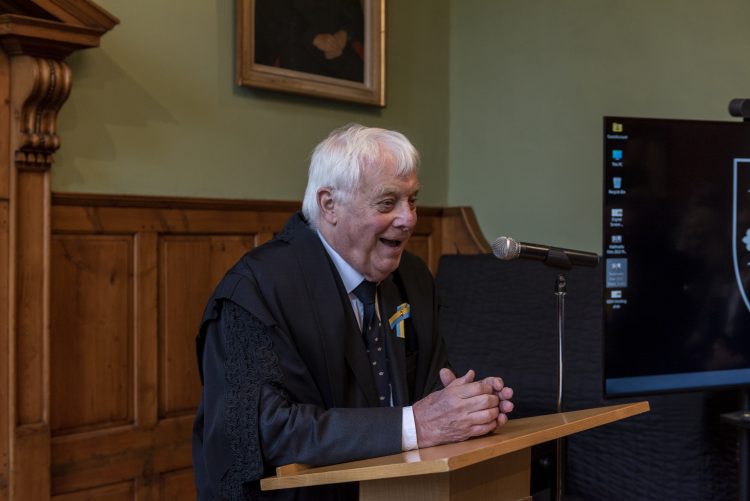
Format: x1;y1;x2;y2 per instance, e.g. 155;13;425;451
236;0;386;107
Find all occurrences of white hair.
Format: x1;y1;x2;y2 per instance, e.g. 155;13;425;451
302;123;420;228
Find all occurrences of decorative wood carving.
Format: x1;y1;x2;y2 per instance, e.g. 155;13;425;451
12;55;71;170
0;2;117;499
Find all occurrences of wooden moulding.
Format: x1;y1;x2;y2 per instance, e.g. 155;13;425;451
50;192;492;274
0;2;118;499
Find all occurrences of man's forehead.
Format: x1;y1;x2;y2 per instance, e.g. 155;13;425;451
369;177;420;196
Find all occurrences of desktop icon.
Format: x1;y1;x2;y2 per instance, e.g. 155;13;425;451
612;150;623;161
613;177;622;189
612;208;623;217
612;123;623;133
611;290;622;299
612;235;623;244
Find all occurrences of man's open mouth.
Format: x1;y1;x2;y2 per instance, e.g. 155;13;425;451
380;238;403;248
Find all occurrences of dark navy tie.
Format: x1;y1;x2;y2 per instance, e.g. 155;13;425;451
352;280;391;406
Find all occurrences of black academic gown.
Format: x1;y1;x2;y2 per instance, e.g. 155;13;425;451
192;213;447;500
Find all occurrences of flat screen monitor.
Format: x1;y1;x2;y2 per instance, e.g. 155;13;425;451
603;116;750;396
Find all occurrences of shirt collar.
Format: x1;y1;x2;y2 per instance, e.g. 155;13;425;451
317;231;365;295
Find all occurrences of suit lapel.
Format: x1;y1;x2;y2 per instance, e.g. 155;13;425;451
289;220;379;407
378;276;408;406
397;254;440;399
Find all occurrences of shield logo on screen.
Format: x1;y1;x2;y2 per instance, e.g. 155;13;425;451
733;158;750;313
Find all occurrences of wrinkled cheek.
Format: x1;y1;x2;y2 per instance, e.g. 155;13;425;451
380;251;403;269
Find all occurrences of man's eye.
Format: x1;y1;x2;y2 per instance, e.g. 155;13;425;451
378;200;395;210
408;197;418;208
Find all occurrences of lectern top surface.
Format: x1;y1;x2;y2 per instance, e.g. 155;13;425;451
261;401;649;491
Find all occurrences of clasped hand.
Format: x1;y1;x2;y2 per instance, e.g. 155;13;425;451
412;368;514;448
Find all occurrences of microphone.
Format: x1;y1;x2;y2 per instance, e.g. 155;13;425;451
491;236;600;269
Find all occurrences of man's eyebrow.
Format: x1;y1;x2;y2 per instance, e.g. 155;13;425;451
372;184;421;198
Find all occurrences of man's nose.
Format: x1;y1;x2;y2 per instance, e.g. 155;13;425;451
395;202;417;231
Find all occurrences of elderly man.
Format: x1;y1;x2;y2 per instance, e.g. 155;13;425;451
192;124;514;500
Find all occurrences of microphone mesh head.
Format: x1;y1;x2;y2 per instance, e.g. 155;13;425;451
491;236;520;260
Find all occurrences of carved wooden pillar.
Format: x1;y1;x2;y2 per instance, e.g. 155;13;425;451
0;5;117;500
8;54;71;500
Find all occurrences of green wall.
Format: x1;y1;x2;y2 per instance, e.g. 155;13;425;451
57;1;750;252
449;0;750;251
55;0;450;207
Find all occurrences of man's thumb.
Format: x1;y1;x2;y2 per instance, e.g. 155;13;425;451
442;368;475;387
439;368;456;387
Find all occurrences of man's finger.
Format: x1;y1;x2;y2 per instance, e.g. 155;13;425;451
445;369;475;387
500;400;514;413
499;387;514;400
439;368;456;387
497;413;509;426
453;380;495;400
466;406;501;425
467;421;498;438
482;376;505;392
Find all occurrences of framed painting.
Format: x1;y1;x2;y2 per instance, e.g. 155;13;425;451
236;0;386;107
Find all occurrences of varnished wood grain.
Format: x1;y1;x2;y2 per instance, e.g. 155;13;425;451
51;204;296;235
440;207;492;255
0;47;9;501
41;192;492;499
135;232;158;429
50;195;488;274
159;468;197;500
51;415;193;494
51;480;133;501
360;450;530;501
0;14;118;59
263;402;649;490
15;169;49;426
158;235;255;417
50;235;134;434
13;158;52;497
0;47;9;198
0;4;115;499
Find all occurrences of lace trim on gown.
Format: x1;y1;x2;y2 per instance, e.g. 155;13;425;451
221;300;283;500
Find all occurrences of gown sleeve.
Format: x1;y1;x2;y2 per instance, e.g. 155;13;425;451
198;300;402;499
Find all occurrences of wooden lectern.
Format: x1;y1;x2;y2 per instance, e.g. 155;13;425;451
261;402;649;501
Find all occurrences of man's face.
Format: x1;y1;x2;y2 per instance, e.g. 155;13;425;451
325;157;419;283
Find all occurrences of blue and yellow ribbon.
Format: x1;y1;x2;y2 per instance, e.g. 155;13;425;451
388;303;411;339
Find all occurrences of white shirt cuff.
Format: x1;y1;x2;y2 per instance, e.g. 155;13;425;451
401;406;418;451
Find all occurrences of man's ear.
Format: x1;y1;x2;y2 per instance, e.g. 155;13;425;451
317;188;337;225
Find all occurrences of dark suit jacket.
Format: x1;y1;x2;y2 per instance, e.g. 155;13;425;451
192;213;447;500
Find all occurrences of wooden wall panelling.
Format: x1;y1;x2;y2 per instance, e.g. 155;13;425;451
16;170;48;422
10;55;58;501
407;211;443;273
135;231;158;430
158;468;196;500
0;202;7;501
0;5;117;498
0;47;10;501
50;234;134;435
51;415;193;495
51;205;295;235
440;207;492;256
51;480;135;501
45;194;491;499
48;197;301;499
158;234;256;418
